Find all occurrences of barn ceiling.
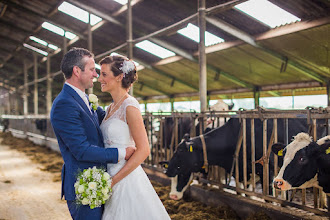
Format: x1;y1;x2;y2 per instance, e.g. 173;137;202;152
0;0;329;108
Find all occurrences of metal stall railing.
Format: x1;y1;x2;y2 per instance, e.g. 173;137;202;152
200;108;329;216
143;108;329;216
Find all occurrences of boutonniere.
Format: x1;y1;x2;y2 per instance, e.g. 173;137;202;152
89;94;99;110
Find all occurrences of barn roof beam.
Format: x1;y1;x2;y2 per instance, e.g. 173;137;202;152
67;0;129;26
206;16;328;84
67;0;255;92
0;35;22;46
206;16;257;47
136;81;322;101
267;91;281;97
131;58;200;91
149;38;195;61
136;82;171;96
3;1;85;40
0;0;67;69
149;35;255;90
1;0;139;85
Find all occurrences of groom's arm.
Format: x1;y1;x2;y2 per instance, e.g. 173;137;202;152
51;99;119;164
96;106;106;125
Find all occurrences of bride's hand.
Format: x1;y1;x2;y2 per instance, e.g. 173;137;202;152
125;147;135;160
111;176;118;188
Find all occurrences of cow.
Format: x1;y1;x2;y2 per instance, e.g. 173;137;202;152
35;119;47;133
161;117;326;200
162;99;234;150
272;132;330;209
0;118;9;132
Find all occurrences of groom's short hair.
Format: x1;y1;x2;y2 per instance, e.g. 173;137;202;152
61;47;94;79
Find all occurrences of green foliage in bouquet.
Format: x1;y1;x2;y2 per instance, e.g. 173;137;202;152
75;166;112;209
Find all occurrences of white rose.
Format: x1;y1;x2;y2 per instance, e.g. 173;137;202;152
88;182;97;190
84;169;91;178
101;187;109;195
86;188;91;195
78;185;85;193
102;172;110;181
74;181;79;189
82;198;89;205
89;94;98;103
103;194;110;201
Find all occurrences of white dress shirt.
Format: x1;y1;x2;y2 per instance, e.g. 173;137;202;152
65;82;125;162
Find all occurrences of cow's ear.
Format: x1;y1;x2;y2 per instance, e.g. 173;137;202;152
183;133;190;142
272;143;285;157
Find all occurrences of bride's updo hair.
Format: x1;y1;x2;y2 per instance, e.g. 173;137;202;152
99;55;138;89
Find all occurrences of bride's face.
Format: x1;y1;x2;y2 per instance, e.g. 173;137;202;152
98;64;121;92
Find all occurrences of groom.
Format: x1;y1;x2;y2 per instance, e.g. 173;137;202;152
50;47;134;220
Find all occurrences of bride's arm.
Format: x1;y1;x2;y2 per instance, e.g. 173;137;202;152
111;106;150;186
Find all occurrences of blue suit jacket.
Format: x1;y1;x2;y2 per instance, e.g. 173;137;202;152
50;84;118;201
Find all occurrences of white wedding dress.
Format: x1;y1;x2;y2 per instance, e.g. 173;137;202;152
100;96;170;220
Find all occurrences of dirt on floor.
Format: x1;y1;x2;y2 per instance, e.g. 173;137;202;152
0;132;272;220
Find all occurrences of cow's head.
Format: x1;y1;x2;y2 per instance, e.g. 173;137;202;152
272;132;327;191
162;134;204;200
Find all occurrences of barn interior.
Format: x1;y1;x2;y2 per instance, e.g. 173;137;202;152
0;0;329;218
0;0;329;114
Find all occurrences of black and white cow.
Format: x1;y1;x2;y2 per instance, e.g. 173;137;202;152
161;117;325;200
272;132;330;208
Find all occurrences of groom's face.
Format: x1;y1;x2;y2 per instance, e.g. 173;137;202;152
80;57;98;89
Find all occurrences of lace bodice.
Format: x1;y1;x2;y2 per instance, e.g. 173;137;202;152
100;95;140;148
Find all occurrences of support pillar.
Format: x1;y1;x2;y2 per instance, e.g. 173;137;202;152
46;54;52;115
254;87;260;109
88;13;93;94
144;100;148;112
14;86;19;115
127;0;134;96
198;0;207;113
23;60;28;116
327;83;330;107
63;35;67;55
63;34;67;84
291;89;295;109
170;98;174;112
6;93;10;114
34;54;38;115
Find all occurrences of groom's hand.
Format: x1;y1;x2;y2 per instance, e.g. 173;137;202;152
125;147;135;160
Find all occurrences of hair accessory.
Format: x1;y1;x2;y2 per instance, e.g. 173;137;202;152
119;60;135;77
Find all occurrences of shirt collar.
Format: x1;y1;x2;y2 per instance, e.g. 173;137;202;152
65;82;88;102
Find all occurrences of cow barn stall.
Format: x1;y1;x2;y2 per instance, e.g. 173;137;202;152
2;108;330;218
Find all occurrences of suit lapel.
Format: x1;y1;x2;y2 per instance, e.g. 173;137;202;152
63;85;103;139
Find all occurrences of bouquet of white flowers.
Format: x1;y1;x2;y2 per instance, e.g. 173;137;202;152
74;166;112;209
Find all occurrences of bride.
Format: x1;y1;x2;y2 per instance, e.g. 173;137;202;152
97;55;170;220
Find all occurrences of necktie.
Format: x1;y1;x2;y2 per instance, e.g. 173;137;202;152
85;94;93;112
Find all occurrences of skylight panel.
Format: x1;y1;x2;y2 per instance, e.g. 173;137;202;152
42;22;77;40
177;23;224;46
29;36;59;51
113;0;128;5
64;32;77;40
29;36;47;46
48;44;59;50
58;2;102;26
234;0;301;28
135;40;176;59
23;43;48;56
